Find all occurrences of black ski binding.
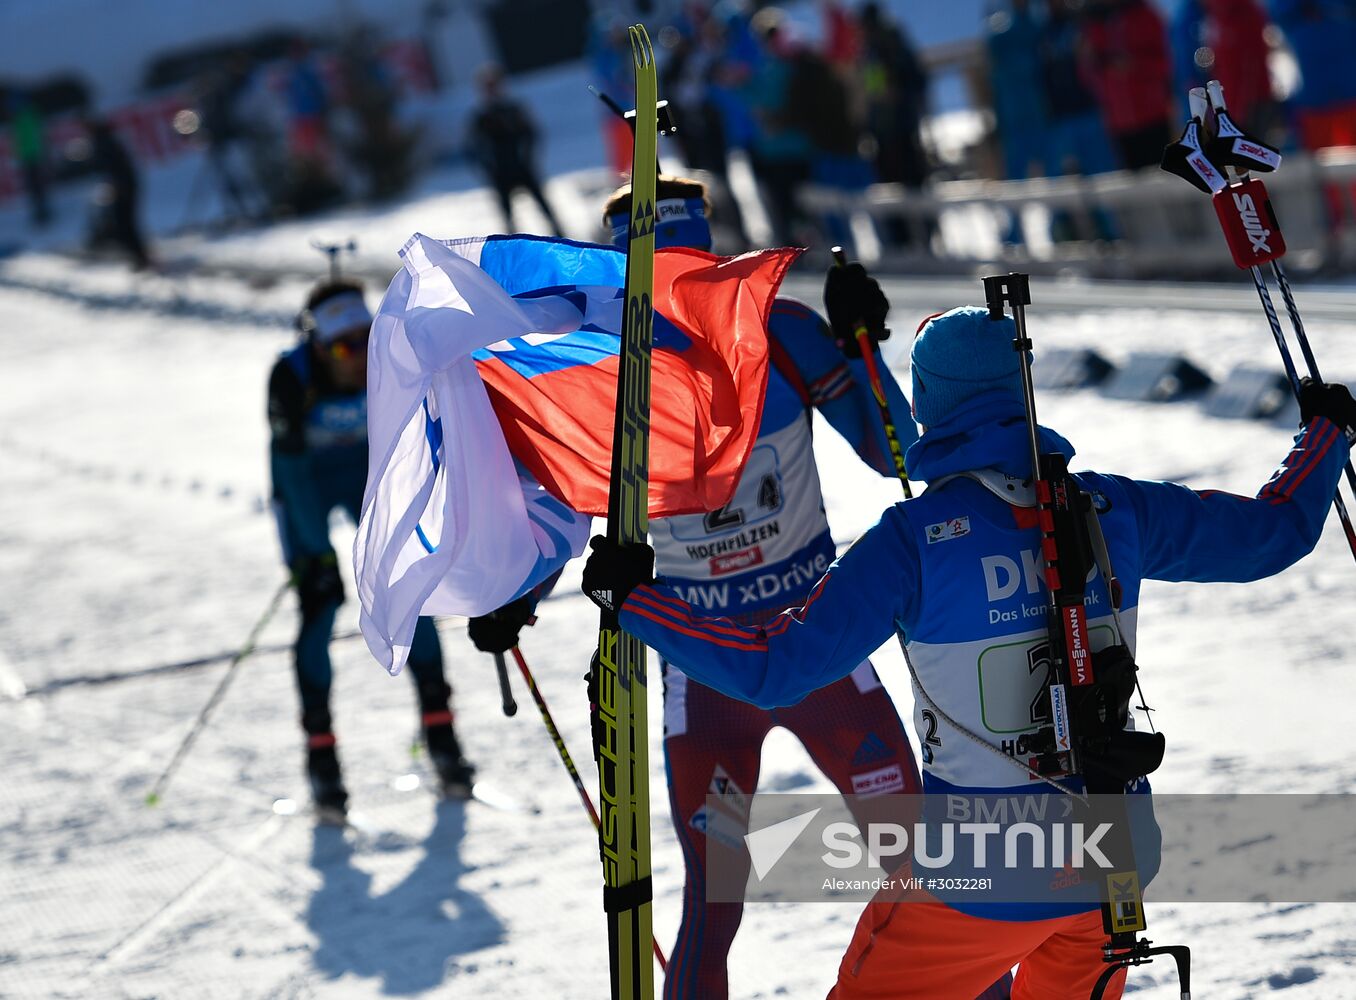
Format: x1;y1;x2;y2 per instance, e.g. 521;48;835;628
1091;936;1192;1000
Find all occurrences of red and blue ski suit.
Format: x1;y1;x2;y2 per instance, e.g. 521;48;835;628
622;389;1349;999
653;297;922;1000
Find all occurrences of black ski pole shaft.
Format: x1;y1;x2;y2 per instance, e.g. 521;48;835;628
588;84;669;176
145;578;291;806
493;652;518;716
509;646;668;971
829;247;912;498
589;85;630;123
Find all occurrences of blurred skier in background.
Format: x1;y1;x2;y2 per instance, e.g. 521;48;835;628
10;90;51;227
267;279;474;820
468;64;563;236
85;117;152;270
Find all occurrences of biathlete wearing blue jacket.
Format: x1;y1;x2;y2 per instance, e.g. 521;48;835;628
268;280;473;816
604;176;923;1000
583;304;1356;999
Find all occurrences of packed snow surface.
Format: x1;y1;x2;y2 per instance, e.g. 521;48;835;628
3;178;1356;999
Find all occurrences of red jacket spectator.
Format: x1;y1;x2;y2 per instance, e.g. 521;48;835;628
1201;0;1274;129
1081;0;1177;167
823;0;862;69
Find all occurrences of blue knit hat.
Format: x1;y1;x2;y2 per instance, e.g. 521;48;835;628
911;306;1024;427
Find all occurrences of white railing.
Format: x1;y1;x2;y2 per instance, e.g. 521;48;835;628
797;149;1356;277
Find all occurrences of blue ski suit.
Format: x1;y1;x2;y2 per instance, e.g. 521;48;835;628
268;342;449;731
620;390;1348;922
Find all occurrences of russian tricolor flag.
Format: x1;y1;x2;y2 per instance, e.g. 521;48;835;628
356;233;799;673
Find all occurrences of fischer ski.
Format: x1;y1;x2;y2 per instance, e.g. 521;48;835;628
593;24;659;1000
511;646;668;970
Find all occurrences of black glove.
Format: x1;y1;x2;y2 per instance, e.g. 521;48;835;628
292;551;344;618
1299;377;1356;443
468;596;534;653
585;651;603;764
824;261;890;358
581;535;655;614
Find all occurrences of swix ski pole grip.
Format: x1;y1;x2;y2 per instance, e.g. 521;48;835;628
1201;82;1356;564
1201;82;1287;267
830;247;912;498
1214;177;1286;268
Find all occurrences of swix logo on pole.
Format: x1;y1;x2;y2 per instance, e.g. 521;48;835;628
1187;152;1225;193
1233;192;1271;254
1213;178;1286;268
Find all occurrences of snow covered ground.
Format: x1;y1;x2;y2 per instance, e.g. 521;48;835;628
4;171;1356;1000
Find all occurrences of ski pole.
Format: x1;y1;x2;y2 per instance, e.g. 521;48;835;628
509;646;668;971
1198;83;1356;560
493;651;518;716
145;578;292;806
587;84;675;175
830;247;912;498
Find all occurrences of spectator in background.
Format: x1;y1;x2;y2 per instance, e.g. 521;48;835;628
798;26;872;253
663;19;753;247
282;40;343;215
822;0;863;74
1270;0;1356;250
1040;0;1119;240
859;3;930;190
708;6;763;156
336;30;415;201
196;57;259;224
1172;0;1278;135
468;65;563;236
858;2;933;249
9;91;50;227
588;19;636;175
1269;0;1356;149
85;118;151;270
1040;0;1120;177
1081;0;1176;170
284;40;332;165
987;0;1049;181
744;8;816;245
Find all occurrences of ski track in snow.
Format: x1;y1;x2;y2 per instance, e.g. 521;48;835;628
4;186;1356;998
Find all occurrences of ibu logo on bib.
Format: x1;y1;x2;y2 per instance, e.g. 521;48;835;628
926;517;971;544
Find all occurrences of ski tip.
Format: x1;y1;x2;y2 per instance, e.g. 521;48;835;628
144;792;160;807
465;781;541;814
